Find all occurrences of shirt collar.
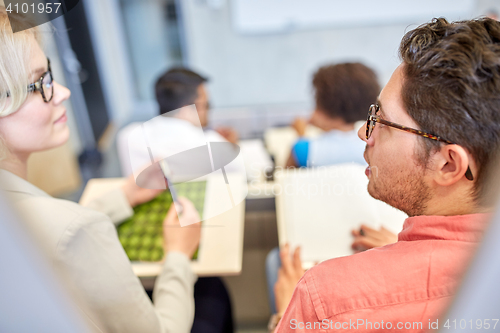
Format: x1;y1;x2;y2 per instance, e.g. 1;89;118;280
0;169;50;197
398;213;491;243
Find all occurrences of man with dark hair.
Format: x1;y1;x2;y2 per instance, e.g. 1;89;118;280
155;68;209;122
155;67;237;143
274;17;500;332
118;67;239;176
286;62;380;167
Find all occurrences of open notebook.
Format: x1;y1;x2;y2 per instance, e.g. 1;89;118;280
275;163;407;267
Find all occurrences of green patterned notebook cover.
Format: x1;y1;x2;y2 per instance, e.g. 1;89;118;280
117;181;206;262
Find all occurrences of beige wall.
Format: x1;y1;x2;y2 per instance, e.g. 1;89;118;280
27;142;81;196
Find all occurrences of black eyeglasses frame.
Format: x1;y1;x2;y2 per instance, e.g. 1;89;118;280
365;104;473;181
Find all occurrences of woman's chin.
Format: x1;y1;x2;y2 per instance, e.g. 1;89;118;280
47;126;71;150
58;126;71;146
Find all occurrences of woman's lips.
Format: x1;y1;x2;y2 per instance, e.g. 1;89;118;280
54;111;67;124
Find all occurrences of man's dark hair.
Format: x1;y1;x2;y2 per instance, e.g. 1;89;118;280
155;67;208;115
312;62;380;123
399;17;500;201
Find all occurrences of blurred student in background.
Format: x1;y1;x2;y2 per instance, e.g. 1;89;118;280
267;62;381;319
118;67;239;177
155;68;238;144
286;62;380;168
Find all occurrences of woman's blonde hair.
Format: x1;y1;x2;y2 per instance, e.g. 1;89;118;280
0;7;41;161
0;6;41;117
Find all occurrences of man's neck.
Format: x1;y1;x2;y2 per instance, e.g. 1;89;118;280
423;202;490;216
423;184;491;216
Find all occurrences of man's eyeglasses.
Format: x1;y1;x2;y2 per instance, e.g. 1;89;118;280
6;58;54;103
365;103;473;181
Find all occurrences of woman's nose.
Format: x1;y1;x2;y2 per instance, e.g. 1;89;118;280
52;81;71;105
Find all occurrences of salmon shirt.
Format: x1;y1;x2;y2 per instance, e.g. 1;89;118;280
276;214;490;332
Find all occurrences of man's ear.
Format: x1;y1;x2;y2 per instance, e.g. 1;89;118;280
433;145;473;186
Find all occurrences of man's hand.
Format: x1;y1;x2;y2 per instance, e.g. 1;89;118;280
163;197;201;258
351;225;398;252
291;118;308;137
216;127;239;144
274;244;305;316
121;175;163;207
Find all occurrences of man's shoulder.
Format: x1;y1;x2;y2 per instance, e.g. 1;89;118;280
302;245;399;294
306;243;401;276
300;241;467;319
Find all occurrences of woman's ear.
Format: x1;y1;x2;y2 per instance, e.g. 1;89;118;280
433;145;473;186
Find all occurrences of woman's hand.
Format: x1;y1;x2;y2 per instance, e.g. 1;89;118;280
163;197;201;258
351;225;398;252
121;175;163;207
274;244;305;316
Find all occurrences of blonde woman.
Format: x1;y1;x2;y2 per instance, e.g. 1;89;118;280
0;8;202;333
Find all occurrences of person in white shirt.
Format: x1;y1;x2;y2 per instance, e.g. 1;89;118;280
118;68;241;179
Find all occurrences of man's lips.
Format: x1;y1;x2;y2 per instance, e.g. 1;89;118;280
363;146;371;177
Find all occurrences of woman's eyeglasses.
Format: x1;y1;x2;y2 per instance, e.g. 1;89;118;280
27;58;54;103
5;58;53;103
365;103;473;181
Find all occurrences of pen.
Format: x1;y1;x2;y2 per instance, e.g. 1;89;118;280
159;159;183;215
141;124;183;215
